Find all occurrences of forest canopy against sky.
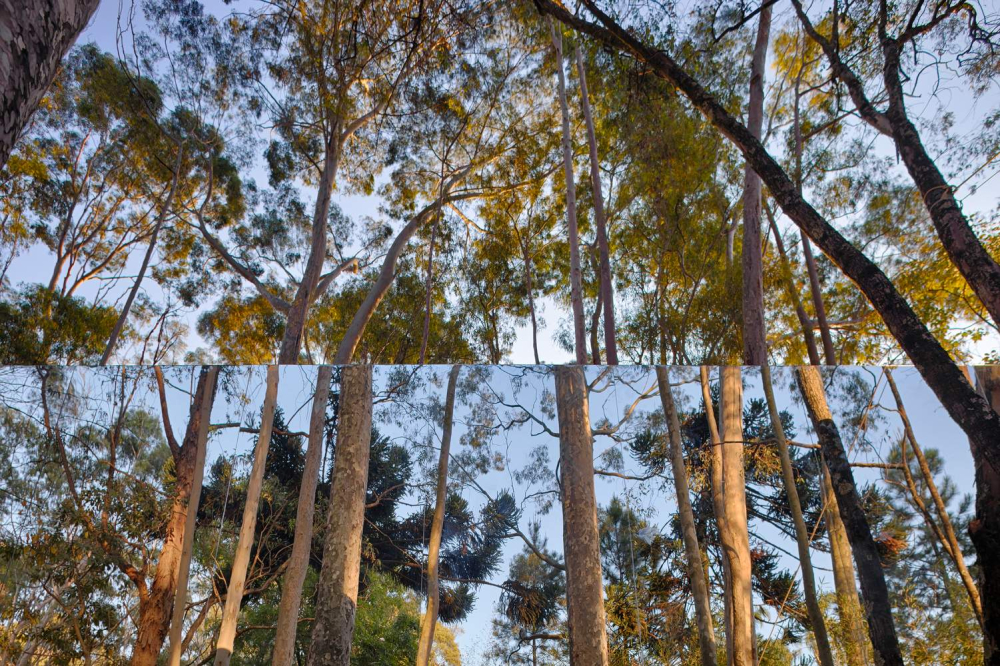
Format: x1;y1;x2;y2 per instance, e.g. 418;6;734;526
1;0;998;367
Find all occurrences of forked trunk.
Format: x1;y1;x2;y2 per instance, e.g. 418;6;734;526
272;366;334;666
657;367;716;666
416;365;460;665
306;365;373;666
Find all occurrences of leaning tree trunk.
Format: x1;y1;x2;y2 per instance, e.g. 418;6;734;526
554;366;609;665
214;366;280;665
307;365;373;666
575;45;617;364
657;367;716;666
759;365;835;666
795;366;903;666
820;461;868;666
718;367;754;666
416;365;460;666
272;365;333;666
884;368;983;627
740;5;771;365
972;366;1000;664
134;366;217;666
0;0;102;169
700;366;734;662
549;19;587;364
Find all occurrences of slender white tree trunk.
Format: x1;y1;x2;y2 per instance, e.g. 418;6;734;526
554;366;609;664
657;367;716;666
575;46;617;364
306;365;373;666
416;365;460;665
549;19;587;364
759;365;834;666
272;365;333;666
741;6;771;365
214;366;280;665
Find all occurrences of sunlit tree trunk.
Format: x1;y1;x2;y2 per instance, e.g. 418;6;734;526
796;366;903;666
741;6;771;365
575;45;617;364
307;364;373;666
700;366;733;662
759;365;834;666
718;367;754;666
214;366;280;665
133;366;217;666
554;366;609;664
549;19;587;364
416;365;460;665
657;367;716;666
0;0;101;169
272;365;333;666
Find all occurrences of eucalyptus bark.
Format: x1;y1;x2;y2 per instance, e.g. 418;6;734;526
575;45;617;363
0;0;102;169
719;366;754;666
272;365;333;666
884;368;983;626
972;366;1000;664
416;365;460;666
820;463;867;666
740;5;771;366
553;366;609;664
307;365;373;666
795;366;903;666
136;366;217;666
657;367;716;666
759;365;834;666
214;366;280;665
101;143;184;365
700;366;733;662
549;19;587;364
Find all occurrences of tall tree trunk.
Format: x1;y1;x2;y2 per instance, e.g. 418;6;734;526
549;19;587;364
134;366;217;666
820;462;867;666
416;365;460;665
0;0;101;169
795;366;903;666
419;216;440;365
101;143;184;365
278;137;342;363
884;368;983;626
553;366;609;664
522;240;542;365
575;45;618;364
759;365;834;666
700;366;734;663
971;367;1000;664
719;367;754;666
740;6;771;366
272;366;333;666
214;366;280;665
307;365;373;666
657;367;716;666
589;248;603;365
764;204;821;365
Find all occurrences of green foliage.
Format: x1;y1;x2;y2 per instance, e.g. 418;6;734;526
0;286;117;364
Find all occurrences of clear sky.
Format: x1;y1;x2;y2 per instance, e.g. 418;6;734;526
115;364;975;664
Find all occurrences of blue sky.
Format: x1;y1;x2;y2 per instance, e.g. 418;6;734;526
130;364;976;663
